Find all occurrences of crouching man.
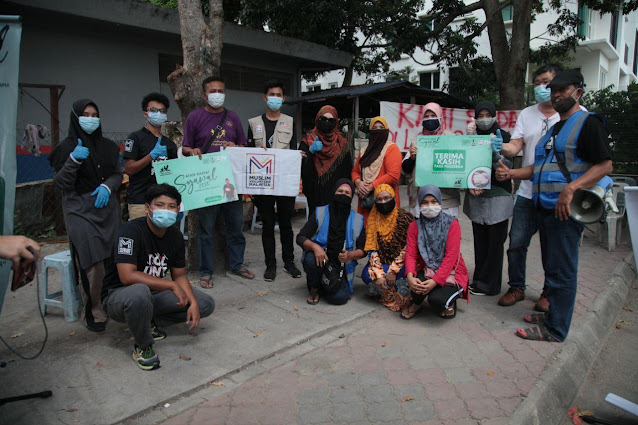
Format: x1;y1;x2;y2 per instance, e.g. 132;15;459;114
102;183;215;370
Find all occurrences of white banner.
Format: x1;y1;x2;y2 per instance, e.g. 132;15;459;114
226;147;301;196
0;16;22;311
379;101;521;152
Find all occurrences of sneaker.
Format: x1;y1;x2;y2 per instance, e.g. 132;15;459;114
498;287;525;306
264;265;277;282
284;262;302;278
132;345;160;371
151;321;167;341
469;283;488;296
534;291;550;312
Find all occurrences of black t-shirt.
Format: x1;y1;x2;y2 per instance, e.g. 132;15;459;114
123;127;178;204
550;114;612;164
102;217;185;301
247;114;297;149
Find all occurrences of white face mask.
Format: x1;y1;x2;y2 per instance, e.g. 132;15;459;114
476;117;496;131
207;93;225;108
420;205;442;219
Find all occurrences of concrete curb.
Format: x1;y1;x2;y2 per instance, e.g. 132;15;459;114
509;252;637;425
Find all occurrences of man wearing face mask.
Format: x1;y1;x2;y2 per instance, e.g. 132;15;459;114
246;80;302;281
124;93;178;220
182;76;254;288
102;184;215;370
496;69;613;342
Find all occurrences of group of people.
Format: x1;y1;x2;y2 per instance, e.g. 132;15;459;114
45;64;612;370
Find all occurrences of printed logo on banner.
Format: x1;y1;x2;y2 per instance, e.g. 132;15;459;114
246;154;276;189
158;164;171;176
433;150;466;171
118;237;133;255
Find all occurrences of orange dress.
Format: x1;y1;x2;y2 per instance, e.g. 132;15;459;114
351;143;403;223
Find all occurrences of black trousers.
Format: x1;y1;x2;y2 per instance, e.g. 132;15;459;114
253;195;296;267
471;219;509;295
301;251;351;305
411;270;462;313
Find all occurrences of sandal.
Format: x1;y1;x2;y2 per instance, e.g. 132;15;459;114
523;313;545;325
515;326;558;342
306;291;320;305
199;275;214;289
440;301;456;319
400;303;422;320
232;267;255;280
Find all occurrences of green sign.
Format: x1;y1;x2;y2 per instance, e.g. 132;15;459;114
415;135;493;189
152;151;238;211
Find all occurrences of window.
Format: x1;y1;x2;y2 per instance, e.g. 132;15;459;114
600;68;607;88
419;71;440;90
329;82;338;89
501;5;513;22
634;31;638;75
577;1;589;39
626;44;630;65
425;19;434;31
306;84;321;92
610;10;619;48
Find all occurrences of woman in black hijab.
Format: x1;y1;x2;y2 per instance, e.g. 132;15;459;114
296;178;366;305
49;99;122;332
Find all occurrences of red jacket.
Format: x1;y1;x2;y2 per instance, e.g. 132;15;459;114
404;220;469;300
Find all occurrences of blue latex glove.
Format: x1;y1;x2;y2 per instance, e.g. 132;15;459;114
491;129;503;152
149;137;167;160
71;138;90;161
91;185;110;208
309;136;323;153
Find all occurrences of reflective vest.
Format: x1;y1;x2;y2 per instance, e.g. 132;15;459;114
311;205;364;292
532;110;611;209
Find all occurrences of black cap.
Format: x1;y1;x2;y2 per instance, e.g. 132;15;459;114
547;69;585;88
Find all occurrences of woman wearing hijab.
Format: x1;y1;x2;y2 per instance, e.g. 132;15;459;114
296;179;366;305
401;185;468;320
49;99;122;332
352;117;402;223
464;100;514;296
300;106;353;211
361;184;414;311
402;103;459;217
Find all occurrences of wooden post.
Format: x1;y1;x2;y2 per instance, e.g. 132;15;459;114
50;87;60;147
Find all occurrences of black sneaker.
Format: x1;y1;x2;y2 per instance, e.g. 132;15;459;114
151;321;167;341
132;345;160;371
284;262;302;278
264;265;277;281
469;283;488;296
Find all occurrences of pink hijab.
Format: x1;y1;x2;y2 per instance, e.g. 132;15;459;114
420;102;446;136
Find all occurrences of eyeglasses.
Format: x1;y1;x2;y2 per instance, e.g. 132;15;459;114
147;107;167;114
541;118;550;135
318;116;336;124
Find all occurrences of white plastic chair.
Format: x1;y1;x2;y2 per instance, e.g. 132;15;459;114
598;182;627;251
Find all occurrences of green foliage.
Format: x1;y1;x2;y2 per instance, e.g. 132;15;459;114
383;66;417;83
446;57;500;106
582;83;638;174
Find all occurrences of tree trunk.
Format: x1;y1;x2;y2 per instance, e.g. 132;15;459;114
167;0;224;271
342;66;354;87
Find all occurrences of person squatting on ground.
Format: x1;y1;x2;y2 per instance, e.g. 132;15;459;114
401;185;469;320
49;99;122;333
464;101;514;297
181;76;255;288
296;179;366;306
361;184;414;311
123;92;178;220
101;184;215;370
496;69;613;342
247;79;302;281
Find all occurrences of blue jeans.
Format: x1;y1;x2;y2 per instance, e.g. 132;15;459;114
301;250;350;305
537;209;584;341
196;200;246;277
507;195;540;291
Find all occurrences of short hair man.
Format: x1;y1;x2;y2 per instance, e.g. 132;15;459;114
102;184;215;370
123;93;178;220
181;76;254;287
497;64;564;310
496;70;613;342
246;79;302;281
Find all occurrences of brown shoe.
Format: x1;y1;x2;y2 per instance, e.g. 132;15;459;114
498;287;525;306
534;291;550;312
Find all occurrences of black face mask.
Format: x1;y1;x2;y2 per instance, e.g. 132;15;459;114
317;116;337;133
422;118;440;132
368;129;389;145
375;199;396;215
552;89;580;114
333;194;352;208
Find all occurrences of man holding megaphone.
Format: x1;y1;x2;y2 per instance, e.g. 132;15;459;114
496;69;613;343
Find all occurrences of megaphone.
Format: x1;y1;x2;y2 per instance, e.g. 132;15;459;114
570;176;614;224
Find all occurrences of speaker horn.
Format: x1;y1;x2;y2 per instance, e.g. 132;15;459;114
571;185;606;224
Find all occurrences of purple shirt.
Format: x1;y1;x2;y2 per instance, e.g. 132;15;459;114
183;107;247;153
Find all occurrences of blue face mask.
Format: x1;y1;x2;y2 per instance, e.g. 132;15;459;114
147;111;168;127
79;116;100;134
148;208;177;228
534;85;551;103
266;96;283;111
422;118;440;132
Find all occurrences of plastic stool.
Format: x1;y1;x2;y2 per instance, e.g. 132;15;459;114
39;250;81;322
